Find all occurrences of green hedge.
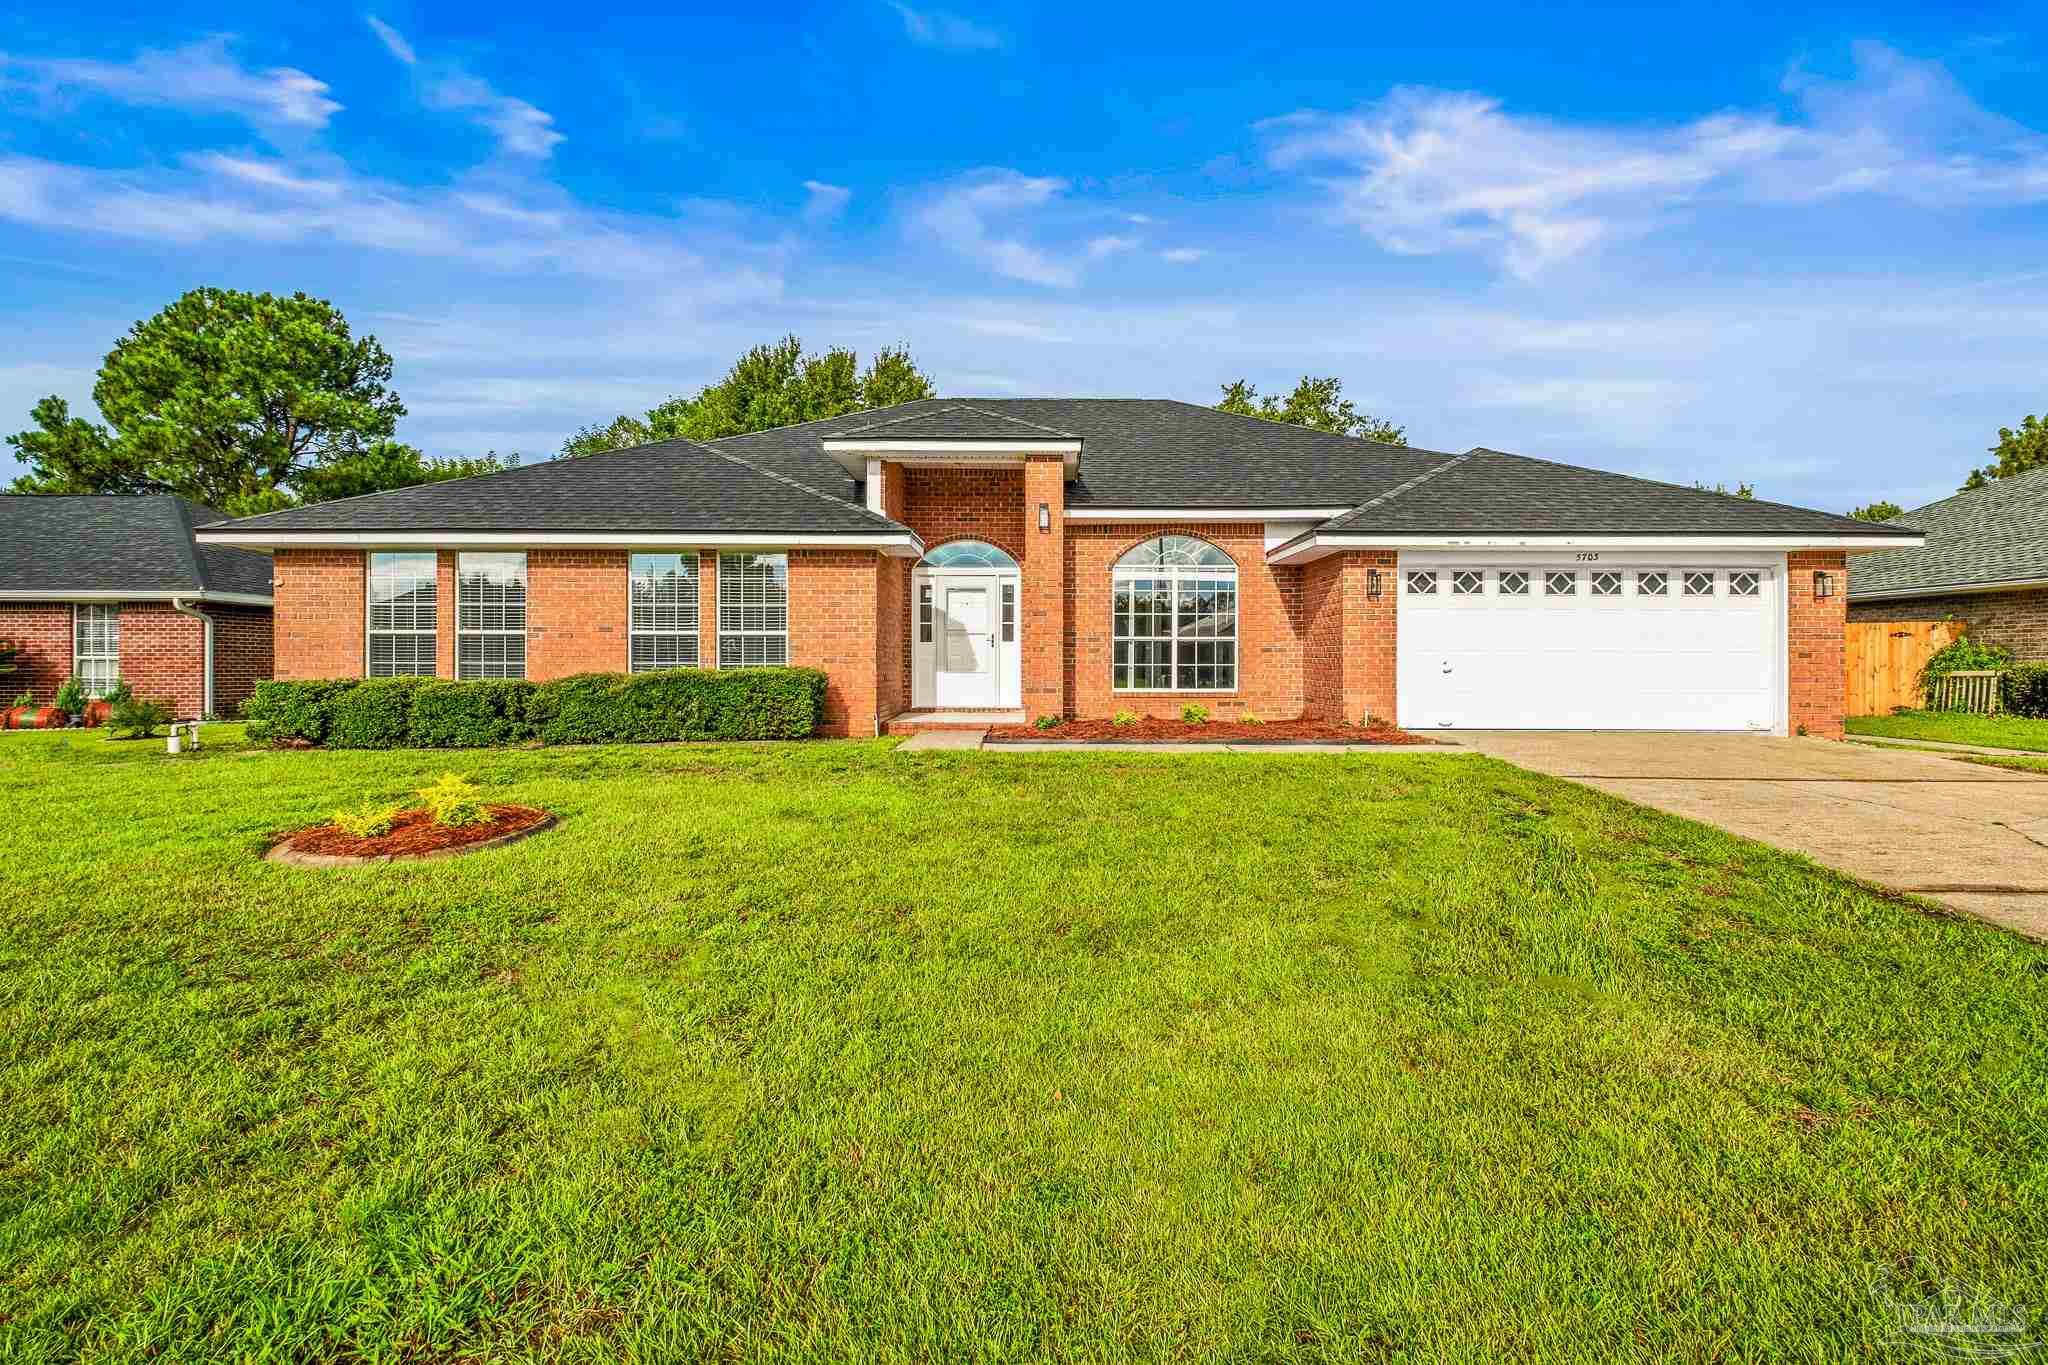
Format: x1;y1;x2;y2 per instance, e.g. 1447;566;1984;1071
2002;664;2048;719
242;668;826;748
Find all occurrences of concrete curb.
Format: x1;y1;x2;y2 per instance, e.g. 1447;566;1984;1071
266;812;556;868
1847;734;2048;759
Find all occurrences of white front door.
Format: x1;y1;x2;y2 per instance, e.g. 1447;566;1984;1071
914;570;1021;708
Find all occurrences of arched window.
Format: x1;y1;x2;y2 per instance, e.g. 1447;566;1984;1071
1112;535;1238;691
920;539;1017;569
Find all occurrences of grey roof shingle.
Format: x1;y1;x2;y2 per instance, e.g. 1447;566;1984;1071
0;495;273;597
1848;467;2048;598
1313;448;1918;538
832;403;1080;440
199;439;910;537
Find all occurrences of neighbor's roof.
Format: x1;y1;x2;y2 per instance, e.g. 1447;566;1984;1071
1311;449;1919;539
0;495;273;599
198;438;911;538
1849;466;2048;598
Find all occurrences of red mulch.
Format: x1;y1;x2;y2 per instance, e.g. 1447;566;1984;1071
281;804;551;858
984;717;1434;744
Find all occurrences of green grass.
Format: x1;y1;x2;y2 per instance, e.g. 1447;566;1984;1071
1;728;2043;1361
1847;708;2048;751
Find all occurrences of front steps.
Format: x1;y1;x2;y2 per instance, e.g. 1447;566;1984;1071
883;709;1025;735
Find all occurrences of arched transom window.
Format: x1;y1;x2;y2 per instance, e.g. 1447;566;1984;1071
919;539;1018;569
1112;535;1238;691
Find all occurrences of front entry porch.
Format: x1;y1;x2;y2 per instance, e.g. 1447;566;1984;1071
911;541;1022;710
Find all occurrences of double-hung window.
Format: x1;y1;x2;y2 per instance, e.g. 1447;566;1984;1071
717;552;788;667
73;605;119;696
1112;535;1238;691
457;552;527;679
629;553;701;670
367;552;438;676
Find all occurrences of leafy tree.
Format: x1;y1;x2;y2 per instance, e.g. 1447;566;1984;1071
1216;377;1407;445
6;288;435;511
1962;413;2048;489
560;337;937;458
1692;480;1755;499
1850;500;1902;522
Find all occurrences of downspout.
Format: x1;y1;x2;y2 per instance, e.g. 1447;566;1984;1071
171;596;215;719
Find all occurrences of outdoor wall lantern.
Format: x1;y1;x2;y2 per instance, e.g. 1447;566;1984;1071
1037;502;1051;532
1813;570;1835;600
1367;568;1383;600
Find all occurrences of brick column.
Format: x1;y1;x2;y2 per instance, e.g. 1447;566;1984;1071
436;551;456;678
1301;550;1397;725
698;550;719;668
1788;550;1848;738
1021;455;1066;718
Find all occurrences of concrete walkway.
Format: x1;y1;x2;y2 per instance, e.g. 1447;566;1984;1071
1452;731;2048;941
1846;733;2048;759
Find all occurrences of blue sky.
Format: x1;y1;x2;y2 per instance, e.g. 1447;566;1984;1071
2;1;2045;512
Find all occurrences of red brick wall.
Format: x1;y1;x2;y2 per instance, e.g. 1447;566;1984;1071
209;602;274;714
1021;457;1066;718
1067;521;1303;721
1299;551;1397;724
274;548;366;679
877;464;912;717
116;603;206;719
1789;550;1849;738
526;548;630;677
0;604;73;704
786;547;882;737
1848;585;2048;661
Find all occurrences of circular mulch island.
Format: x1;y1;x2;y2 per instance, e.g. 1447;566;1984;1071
267;804;555;867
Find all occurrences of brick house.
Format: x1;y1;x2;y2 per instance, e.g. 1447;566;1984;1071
0;496;274;719
196;400;1920;738
1848;466;2048;658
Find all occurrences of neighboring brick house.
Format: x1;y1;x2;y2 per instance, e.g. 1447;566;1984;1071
196;400;1919;738
0;496;274;719
1848;467;2048;659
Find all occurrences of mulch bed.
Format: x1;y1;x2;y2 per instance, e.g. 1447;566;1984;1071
984;718;1435;744
275;804;553;860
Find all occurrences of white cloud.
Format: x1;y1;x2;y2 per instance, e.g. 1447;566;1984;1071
1085;234;1138;259
365;16;417;66
1160;247;1205;263
887;2;1003;51
422;73;563;158
0;36;340;130
802;180;852;223
908;169;1078;286
1263;41;2048;278
191;153;341;197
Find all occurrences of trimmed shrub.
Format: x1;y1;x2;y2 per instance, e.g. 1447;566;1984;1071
2002;664;2048;719
333;803;402;838
1180;702;1210;724
410;679;534;748
417;773;492;826
109;696;171;739
243;680;352;744
328;678;428;750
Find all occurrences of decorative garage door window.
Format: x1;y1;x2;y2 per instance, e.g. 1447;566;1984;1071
1113;535;1237;691
1683;570;1716;596
1544;570;1576;596
718;552;790;667
369;552;438;677
1637;570;1669;596
1590;571;1622;597
1497;570;1529;595
73;604;120;697
629;553;700;671
1728;570;1761;597
457;552;527;679
1451;570;1483;595
1405;570;1436;595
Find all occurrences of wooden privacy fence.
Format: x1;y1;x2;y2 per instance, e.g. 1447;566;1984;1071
1845;620;1964;716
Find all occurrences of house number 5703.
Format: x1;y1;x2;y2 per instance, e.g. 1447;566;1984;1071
1574;552;1602;562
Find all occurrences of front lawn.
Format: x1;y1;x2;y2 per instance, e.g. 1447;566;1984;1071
1847;708;2048;751
1;730;2042;1361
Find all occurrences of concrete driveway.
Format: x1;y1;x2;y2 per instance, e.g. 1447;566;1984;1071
1452;731;2048;939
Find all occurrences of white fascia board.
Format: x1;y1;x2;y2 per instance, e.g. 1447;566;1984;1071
194;530;926;558
1065;507;1353;521
0;589;274;606
1268;532;1925;566
1849;575;2048;601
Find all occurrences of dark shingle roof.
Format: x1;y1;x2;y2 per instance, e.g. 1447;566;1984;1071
1315;448;1921;539
713;398;1448;507
1849;467;2048;597
0;496;273;597
833;404;1080;440
199;439;910;537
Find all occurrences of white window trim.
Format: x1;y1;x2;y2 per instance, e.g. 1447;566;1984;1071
628;552;703;672
1111;538;1240;694
716;551;790;669
73;604;120;697
456;551;528;680
366;551;439;678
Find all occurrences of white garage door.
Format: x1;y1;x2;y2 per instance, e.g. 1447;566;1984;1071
1397;558;1782;731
